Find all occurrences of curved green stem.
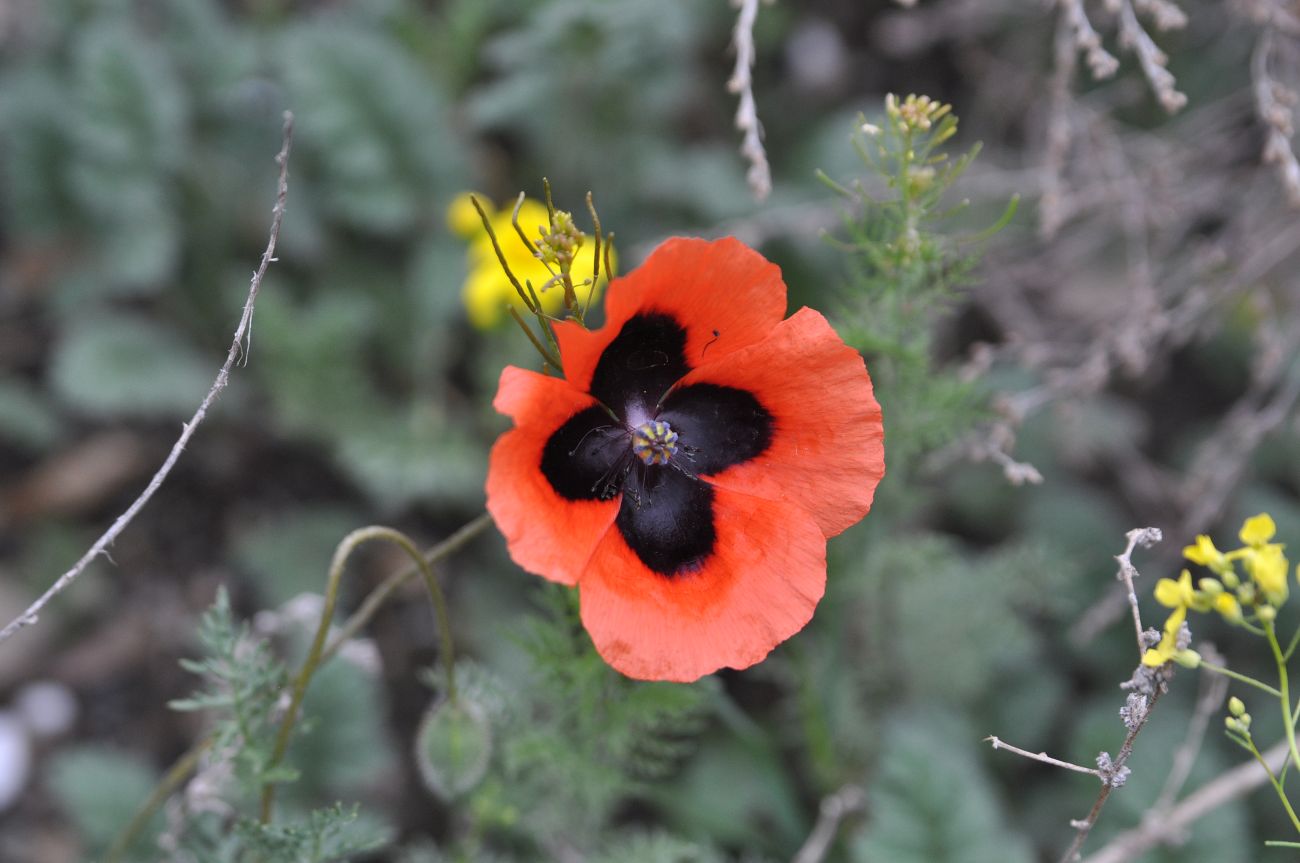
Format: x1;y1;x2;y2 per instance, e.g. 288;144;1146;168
103;736;213;863
103;513;492;854
259;525;457;823
1198;659;1282;698
1246;734;1300;834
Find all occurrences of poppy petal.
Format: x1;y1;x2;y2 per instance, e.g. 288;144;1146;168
675;308;884;538
659;383;773;476
587;312;690;419
540;406;630;501
579;484;827;682
554;237;787;394
616;465;716;576
487;367;620;585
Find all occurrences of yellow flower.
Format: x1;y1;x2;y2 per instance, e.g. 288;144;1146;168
1183;535;1231;574
1154;570;1195;608
1153;569;1211;612
1246;543;1289;605
1142;605;1187;667
448;193;613;330
1240;513;1277;548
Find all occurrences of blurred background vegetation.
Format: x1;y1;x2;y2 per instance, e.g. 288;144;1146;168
2;0;1300;861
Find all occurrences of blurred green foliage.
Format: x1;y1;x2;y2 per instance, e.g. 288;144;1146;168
4;0;1298;861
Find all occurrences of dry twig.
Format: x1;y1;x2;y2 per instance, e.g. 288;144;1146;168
1080;739;1288;863
728;0;772;202
790;785;867;863
0;111;295;647
1253;29;1300;206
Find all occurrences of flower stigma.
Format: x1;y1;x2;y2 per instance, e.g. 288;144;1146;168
631;420;679;466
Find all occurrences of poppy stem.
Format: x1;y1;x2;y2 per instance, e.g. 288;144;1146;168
104;514;493;852
259;525;467;824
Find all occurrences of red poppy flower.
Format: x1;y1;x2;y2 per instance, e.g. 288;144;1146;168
487;237;885;682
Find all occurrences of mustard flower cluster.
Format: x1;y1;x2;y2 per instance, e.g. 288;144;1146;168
1142;514;1291;668
447;193;611;330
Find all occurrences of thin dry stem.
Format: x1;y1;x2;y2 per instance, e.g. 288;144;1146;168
789;785;867;863
1150;644;1229;816
1115;527;1163;657
1080;739;1289;863
1116;0;1188;112
0;111;295;648
728;0;772;201
1254;29;1300;206
985;736;1103;777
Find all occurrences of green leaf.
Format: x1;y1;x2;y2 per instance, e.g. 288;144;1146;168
0;379;65;453
852;711;1034;863
280;21;458;234
46;745;160;857
50;313;214;419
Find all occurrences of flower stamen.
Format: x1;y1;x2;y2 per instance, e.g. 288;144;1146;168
631;420;679;466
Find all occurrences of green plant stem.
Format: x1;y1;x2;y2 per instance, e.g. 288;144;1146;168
259;525;462;823
104;736;214;863
104;514;492;855
1245;734;1300;834
1267;621;1300;779
1199;659;1283;698
321;512;492;665
1284;624;1300;663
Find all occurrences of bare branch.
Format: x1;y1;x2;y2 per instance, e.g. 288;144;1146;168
728;0;772;202
1080;739;1288;863
790;785;867;863
1059;0;1120;80
1150;644;1229;816
1253;29;1300;206
0;111;295;647
1114;527;1163;657
1116;0;1188;112
984;737;1103;777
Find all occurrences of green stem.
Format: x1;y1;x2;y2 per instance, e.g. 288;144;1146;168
103;736;213;863
1285;624;1300;663
104;513;493;854
321;513;492;665
1247;734;1300;835
1199;660;1283;698
259;526;453;823
1266;621;1300;778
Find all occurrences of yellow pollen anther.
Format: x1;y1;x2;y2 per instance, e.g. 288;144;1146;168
632;420;679;466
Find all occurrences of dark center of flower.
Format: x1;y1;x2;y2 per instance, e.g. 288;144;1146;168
631;420;678;465
539;313;777;576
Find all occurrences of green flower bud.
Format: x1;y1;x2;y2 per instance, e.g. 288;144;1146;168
414;696;492;801
1199;578;1224;596
1229;696;1245;717
1174;648;1201;669
1222;571;1241;590
1258;604;1277;624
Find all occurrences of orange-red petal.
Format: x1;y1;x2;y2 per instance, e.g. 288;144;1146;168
578;484;827;682
675;307;884;538
486;366;620;585
554;237;787;394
